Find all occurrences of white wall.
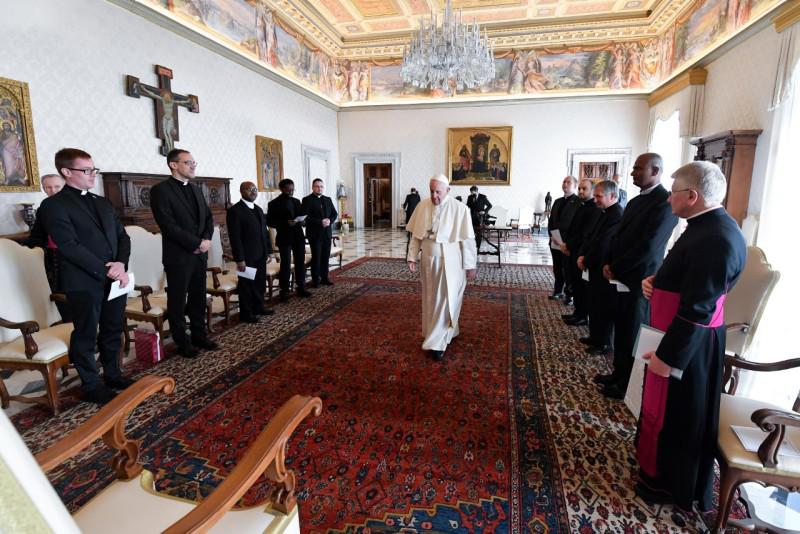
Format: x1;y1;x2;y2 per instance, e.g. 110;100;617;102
700;24;782;216
0;0;339;234
338;97;649;227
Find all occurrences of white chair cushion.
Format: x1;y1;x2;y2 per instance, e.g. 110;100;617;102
125;294;168;316
207;273;237;292
330;247;343;256
267;262;281;276
73;470;299;534
0;323;72;363
718;394;800;477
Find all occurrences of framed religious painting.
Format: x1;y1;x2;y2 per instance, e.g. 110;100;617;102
447;126;512;186
255;135;283;192
0;76;40;192
566;147;632;185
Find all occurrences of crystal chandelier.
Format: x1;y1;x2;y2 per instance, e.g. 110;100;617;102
401;0;496;92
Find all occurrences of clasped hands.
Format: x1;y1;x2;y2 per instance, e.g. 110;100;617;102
193;239;212;255
105;261;129;287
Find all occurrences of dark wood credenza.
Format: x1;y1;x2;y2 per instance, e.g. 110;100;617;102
690;129;761;227
102;172;232;233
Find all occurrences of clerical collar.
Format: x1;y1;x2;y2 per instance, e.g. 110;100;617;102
242;199;255;209
171;176;189;186
639;183;659;195
65;184;90;196
688;205;723;220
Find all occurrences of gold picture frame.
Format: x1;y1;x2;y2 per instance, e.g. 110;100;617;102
0;76;40;192
255;135;283;192
447;126;512;186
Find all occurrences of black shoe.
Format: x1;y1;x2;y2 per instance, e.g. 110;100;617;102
297;289;312;298
176;344;200;358
279;293;289;302
579;336;595;345
562;313;575;320
310;281;319;289
104;376;135;390
601;383;626;400
82;386;118;404
548;294;564;301
564;317;588;326
586;345;611;355
430;350;445;361
593;373;616;385
634;481;674;505
255;308;275;316
563;298;574;306
240;316;260;324
321;279;334;286
191;337;219;351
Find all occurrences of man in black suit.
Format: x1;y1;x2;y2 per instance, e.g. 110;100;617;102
402;188;421;224
577;181;624;355
302;178;338;288
267;179;311;301
548;176;580;301
39;148;133;404
150;149;219;358
467;185;492;249
613;174;629;208
596;153;678;399
226;181;274;323
561;179;600;326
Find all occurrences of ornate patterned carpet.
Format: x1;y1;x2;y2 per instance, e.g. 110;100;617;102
14;258;725;532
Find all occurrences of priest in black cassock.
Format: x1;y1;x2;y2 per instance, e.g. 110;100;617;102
635;161;746;512
302;178;338;288
596;153;678;399
226;181;273;323
561;178;600;326
267;178;310;301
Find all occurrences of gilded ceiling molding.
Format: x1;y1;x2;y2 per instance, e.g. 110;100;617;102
647;67;707;106
772;0;800;31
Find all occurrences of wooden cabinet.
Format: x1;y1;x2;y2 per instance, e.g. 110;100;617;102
690;129;761;227
102;172;232;233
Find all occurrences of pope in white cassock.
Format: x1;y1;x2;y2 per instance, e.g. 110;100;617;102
407;175;478;361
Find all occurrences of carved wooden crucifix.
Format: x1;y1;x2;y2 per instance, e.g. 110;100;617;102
125;65;199;156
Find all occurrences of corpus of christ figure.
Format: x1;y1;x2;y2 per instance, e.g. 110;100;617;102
125;65;199;156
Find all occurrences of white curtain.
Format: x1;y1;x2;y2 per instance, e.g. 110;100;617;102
770;24;800;110
739;57;800;408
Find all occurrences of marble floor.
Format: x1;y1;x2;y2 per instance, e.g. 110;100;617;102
3;227;551;417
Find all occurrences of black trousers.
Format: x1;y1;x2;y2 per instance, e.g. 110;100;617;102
66;285;126;392
237;259;266;319
473;224;483;249
308;235;331;283
612;291;649;388
165;255;208;347
564;255;583;310
587;271;617;347
550;247;565;295
279;240;306;293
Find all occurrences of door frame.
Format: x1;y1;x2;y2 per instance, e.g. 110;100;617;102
353;153;402;229
301;144;331;198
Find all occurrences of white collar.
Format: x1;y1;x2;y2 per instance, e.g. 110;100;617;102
688;205;723;220
242;199;255;209
639;183;659;195
172;176;189;186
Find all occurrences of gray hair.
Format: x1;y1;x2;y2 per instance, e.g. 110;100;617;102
41;173;63;184
671;161;727;204
565;175;578;186
595;180;618;197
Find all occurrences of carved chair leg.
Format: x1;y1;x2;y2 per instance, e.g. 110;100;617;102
61;366;69;380
118;332;125;370
713;466;743;534
223;293;231;326
0;377;9;409
206;299;213;333
267;278;273;302
41;364;61;416
123;319;132;353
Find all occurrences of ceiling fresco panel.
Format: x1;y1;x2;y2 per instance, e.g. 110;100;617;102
351;0;403;17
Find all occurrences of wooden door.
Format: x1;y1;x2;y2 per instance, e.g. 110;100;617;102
363;163;392;228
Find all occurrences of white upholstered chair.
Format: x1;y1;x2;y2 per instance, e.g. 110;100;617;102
0;239;72;414
206;226;238;326
1;375;321;533
510;205;535;235
489;205;509;227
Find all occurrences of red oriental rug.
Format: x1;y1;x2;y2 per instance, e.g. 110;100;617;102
14;258;734;532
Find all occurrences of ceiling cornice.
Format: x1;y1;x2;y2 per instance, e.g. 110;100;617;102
647;67;707;106
773;0;800;31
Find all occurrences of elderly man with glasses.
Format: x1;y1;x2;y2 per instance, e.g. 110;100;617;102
150;148;218;358
37;148;133;404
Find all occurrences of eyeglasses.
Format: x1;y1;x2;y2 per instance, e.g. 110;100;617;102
67;167;100;176
671;188;694;195
179;160;198;167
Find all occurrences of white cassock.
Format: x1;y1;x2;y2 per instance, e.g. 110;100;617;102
406;195;477;351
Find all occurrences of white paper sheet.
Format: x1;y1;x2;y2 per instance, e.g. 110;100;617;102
108;272;135;301
582;270;589;282
293;215;307;222
236;266;257;280
633;324;683;380
549;229;563;250
732;426;800;458
611;279;630;292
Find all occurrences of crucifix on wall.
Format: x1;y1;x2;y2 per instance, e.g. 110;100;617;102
125;65;199;156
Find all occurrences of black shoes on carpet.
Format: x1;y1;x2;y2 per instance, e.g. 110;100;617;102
240;316;260;324
585;345;611;355
579;336;595;345
105;376;135;390
297;289;313;298
176;344;200;358
593;373;616;385
563;316;587;326
310;279;334;288
600;383;626;400
192;337;219;351
430;350;445;361
83;375;135;404
176;337;219;358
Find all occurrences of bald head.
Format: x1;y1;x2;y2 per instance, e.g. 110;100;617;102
240;181;258;202
631;152;663;190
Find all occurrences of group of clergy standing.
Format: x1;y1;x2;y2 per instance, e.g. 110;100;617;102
548;152;747;514
26;146;337;405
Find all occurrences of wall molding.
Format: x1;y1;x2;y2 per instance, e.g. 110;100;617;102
773;0;800;32
647;68;708;107
352;153;402;229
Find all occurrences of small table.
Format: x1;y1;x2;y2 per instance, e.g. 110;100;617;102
477;224;512;266
729;483;800;533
